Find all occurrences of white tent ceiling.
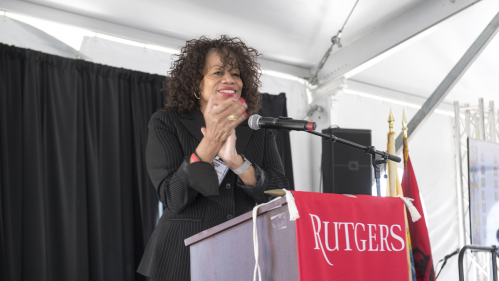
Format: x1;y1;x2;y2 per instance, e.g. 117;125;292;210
17;0;426;68
3;0;497;106
352;0;499;105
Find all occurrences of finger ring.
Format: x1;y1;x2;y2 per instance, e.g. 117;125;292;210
228;115;237;121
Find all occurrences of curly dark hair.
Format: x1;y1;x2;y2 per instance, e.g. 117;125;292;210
165;35;262;115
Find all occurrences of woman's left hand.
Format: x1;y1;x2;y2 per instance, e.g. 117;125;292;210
200;127;242;168
218;128;238;163
201;126;256;186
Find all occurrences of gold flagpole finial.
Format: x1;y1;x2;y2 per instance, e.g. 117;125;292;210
264;189;286;197
388;109;395;133
402;109;408;138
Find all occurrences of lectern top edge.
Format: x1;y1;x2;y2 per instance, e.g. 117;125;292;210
184;196;288;247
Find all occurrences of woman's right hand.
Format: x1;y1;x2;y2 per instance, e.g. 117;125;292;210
193;95;247;164
202;95;247;144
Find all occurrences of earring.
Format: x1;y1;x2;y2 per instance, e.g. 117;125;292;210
194;92;200;99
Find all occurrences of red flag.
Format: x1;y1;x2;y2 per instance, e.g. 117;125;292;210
401;145;436;281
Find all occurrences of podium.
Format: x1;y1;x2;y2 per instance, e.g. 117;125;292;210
184;197;298;281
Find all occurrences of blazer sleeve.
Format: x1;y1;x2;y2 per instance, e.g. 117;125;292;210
146;115;219;213
236;129;289;203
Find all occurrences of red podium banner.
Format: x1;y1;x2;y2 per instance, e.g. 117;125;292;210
291;191;409;281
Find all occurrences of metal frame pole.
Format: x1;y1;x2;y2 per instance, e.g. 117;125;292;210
497;109;499;141
459;245;498;281
465;103;471;137
490;101;496;143
455;101;467;249
478;98;486;140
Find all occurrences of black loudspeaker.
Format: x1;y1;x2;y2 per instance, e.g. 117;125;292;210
322;128;372;195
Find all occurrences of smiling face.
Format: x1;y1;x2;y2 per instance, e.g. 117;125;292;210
199;51;243;113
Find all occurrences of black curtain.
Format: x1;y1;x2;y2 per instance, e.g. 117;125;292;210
0;44;162;281
259;93;295;190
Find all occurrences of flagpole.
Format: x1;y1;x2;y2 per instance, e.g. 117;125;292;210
387;110;398;196
402;109;408;162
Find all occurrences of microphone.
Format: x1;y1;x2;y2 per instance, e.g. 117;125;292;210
436;248;460;279
248;114;316;131
442;248;460;260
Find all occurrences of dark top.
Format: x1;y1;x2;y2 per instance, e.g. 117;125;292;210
137;108;289;281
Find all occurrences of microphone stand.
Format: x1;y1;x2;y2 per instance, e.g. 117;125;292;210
306;130;401;196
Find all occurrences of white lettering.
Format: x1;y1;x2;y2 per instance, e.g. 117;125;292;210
368;224;378;251
310;214;322;250
390;224;405;251
354;223;366;251
339;223;354;251
309;214;334;265
309;215;404;264
379;224;391;251
324;222;339;251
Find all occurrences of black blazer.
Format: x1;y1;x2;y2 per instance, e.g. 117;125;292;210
137;109;289;281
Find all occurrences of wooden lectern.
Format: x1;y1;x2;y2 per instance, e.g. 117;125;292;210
184;197;299;281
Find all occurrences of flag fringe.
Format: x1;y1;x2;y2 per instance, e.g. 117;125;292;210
284;190;300;221
398;195;421;222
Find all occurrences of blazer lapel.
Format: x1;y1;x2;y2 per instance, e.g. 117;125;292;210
179;109;205;143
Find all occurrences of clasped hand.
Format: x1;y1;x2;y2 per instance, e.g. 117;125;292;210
200;95;248;167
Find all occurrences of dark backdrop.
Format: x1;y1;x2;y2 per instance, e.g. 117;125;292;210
0;43;163;281
0;43;294;281
259;93;295;190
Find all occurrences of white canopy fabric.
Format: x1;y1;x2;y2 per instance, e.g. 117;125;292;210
352;0;499;105
7;0;428;68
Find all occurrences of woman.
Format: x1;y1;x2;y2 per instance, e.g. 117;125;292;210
137;35;289;281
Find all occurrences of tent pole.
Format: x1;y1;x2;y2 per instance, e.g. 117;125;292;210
395;11;499;153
